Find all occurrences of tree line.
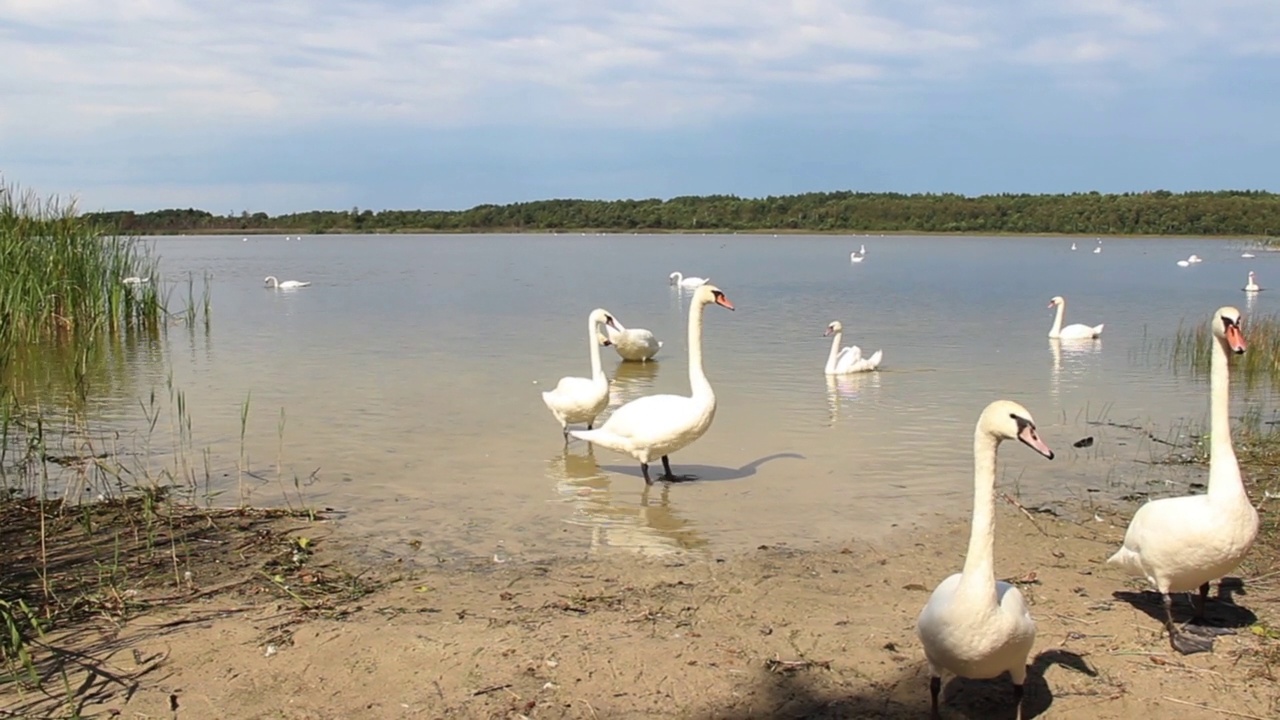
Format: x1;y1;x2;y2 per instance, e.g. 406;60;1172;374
83;190;1280;237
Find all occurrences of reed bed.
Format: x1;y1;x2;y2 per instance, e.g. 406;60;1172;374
0;181;163;349
1170;311;1280;391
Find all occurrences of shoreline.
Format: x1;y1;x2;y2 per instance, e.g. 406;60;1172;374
2;480;1276;719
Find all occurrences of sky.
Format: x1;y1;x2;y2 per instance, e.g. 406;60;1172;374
2;0;1279;214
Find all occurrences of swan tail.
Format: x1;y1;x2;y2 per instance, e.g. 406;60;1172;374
1105;544;1144;577
569;428;607;443
1093;324;1105;336
866;350;883;369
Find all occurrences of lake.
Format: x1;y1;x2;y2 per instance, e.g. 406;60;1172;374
26;233;1278;562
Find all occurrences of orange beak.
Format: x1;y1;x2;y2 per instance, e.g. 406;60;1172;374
1226;322;1246;354
715;295;735;311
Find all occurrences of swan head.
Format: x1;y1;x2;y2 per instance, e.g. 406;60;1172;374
691;284;734;310
978;400;1054;459
823;321;843;337
1214;307;1246;355
597;332;613;347
588;308;620;333
264;276;278;286
668;272;682;284
1047;295;1065;309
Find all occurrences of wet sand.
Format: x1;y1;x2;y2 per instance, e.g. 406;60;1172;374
3;494;1277;719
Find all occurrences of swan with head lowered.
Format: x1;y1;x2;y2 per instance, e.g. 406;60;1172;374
542;308;620;441
668;272;709;289
916;400;1054;720
823;321;882;374
1047;296;1103;339
600;318;663;362
571;284;734;484
1107;306;1256;655
264;276;311;289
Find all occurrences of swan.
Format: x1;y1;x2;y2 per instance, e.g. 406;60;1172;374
1070;242;1077;251
1107;306;1255;654
264;276;311;289
122;276;149;285
571;284;734;484
542;308;620;440
1047;296;1103;339
601;318;663;362
1244;271;1261;293
850;244;866;262
668;272;709;289
1188;254;1203;264
1093;241;1102;254
1176;260;1190;268
916;400;1055;720
823;321;882;374
1242;252;1256;258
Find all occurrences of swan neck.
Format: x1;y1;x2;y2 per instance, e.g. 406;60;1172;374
1050;302;1065;335
1208;335;1242;499
688;298;712;397
825;331;842;373
958;429;1000;603
587;315;605;384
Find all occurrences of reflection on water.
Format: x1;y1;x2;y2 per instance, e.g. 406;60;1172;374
826;373;882;425
1049;338;1103;398
549;445;707;556
608;359;661;408
1246;290;1258;314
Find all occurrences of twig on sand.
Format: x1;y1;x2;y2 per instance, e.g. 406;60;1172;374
472;683;512;697
1002;493;1051;536
766;657;831;673
1161;696;1269;720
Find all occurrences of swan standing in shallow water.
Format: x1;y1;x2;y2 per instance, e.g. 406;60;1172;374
1107;307;1257;655
823;321;882;374
571;284;734;484
601;319;663;362
542;308;620;440
1047;296;1103;339
264;276;311;289
1244;271;1261;293
916;400;1054;720
668;272;709;289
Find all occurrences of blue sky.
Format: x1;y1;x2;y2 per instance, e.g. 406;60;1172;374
2;0;1279;213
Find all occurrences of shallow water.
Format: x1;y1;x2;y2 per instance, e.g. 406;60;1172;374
22;233;1279;561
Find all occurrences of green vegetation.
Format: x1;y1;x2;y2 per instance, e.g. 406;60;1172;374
86;189;1280;236
0;181;163;349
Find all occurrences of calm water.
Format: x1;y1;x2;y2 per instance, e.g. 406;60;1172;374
32;234;1280;561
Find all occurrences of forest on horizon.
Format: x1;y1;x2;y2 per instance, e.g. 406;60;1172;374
83;190;1280;237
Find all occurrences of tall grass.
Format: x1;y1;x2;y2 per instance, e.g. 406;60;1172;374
0;180;163;349
1171;312;1280;390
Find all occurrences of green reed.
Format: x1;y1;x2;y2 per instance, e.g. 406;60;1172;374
1170;312;1280;390
0;180;163;350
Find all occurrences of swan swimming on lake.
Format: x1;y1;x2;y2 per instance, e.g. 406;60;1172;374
122;276;149;285
1244;271;1261;293
264;276;311;289
850;244;866;262
669;272;709;289
1047;296;1103;339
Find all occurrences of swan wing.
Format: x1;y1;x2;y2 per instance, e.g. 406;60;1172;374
833;346;862;373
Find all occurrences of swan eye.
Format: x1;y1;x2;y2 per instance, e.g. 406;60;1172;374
1010;413;1033;429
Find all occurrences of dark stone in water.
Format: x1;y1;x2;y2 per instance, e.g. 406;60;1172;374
1073;436;1095;448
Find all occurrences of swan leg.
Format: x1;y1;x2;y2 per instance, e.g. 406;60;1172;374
1013;682;1025;720
1183;582;1235;637
659;455;698;482
928;676;941;720
1163;592;1214;654
1193;582;1210;621
640;463;653;485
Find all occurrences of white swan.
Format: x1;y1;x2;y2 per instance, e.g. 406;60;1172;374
1070;242;1077;251
122;276;149;285
850;244;866;263
823;321;882;374
571;284;734;484
1176;259;1190;268
1242;252;1256;258
1188;254;1203;264
1244;271;1261;293
668;272;709;289
542;308;619;440
1107;306;1256;655
916;400;1055;720
264;275;311;289
601;318;663;362
1047;296;1103;339
1093;241;1102;254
